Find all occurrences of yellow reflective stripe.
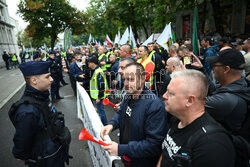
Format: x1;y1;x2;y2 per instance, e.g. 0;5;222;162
90;67;109;99
148;50;156;60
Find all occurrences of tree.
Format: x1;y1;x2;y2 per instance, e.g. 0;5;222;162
17;0;87;49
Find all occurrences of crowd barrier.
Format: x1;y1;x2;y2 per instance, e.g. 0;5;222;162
76;82;121;167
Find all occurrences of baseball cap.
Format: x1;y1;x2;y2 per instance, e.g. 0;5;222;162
206;49;245;70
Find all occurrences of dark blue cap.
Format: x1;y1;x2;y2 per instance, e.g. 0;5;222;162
49;51;55;55
19;61;51;76
33;52;41;59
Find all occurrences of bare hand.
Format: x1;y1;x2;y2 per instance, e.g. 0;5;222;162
96;99;101;104
79;74;85;79
81;57;86;63
100;124;113;141
112;80;117;86
63;68;68;73
190;53;203;68
114;103;120;111
104;141;118;156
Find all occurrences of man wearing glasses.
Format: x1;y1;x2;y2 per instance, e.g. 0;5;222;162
205;49;250;133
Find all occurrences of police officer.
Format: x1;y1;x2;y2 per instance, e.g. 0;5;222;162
9;61;71;167
47;51;63;101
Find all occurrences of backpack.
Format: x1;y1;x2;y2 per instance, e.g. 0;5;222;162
9;96;71;162
185;124;250;167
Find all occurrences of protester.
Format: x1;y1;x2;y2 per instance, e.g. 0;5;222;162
158;69;235;167
119;44;131;58
205;49;250;132
100;62;167;167
88;56;109;125
243;38;250;81
137;45;155;90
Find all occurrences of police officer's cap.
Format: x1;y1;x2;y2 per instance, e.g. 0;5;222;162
19;61;51;76
49;51;55;55
33;52;41;59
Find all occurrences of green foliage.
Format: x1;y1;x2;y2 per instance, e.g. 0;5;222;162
16;29;51;48
17;0;87;49
82;0;199;41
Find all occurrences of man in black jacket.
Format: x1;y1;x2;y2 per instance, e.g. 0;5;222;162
2;50;9;70
206;49;250;133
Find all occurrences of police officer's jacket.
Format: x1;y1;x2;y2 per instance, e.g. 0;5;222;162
11;84;67;165
109;87;168;167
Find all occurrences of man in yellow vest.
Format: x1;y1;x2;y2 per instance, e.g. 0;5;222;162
12;53;18;69
97;46;108;72
88;56;109;125
137;46;155;90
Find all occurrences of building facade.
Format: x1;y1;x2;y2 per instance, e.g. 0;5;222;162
0;0;20;68
174;0;249;40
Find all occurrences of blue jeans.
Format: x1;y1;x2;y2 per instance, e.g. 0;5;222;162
96;100;108;126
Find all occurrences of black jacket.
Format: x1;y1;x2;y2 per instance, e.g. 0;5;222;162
11;84;67;167
109;87;168;167
2;53;9;62
205;78;250;131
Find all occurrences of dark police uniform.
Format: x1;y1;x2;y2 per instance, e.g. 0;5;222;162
9;61;71;167
47;52;62;101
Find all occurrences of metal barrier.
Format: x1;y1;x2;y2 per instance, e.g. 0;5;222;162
76;82;121;167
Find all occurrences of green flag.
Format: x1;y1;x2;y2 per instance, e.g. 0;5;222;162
192;6;199;56
172;31;176;43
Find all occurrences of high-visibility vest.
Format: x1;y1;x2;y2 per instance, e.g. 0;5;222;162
137;57;155;89
148;50;156;60
105;52;112;69
98;53;107;71
61;51;66;58
12;54;17;61
90;67;109;99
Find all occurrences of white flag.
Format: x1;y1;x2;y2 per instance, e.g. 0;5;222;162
118;30;121;40
119;27;129;45
88;34;92;44
156;23;172;51
92;37;95;43
114;34;119;44
142;34;153;46
129;26;136;49
106;35;113;45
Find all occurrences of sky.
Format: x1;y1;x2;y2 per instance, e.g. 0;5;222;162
6;0;90;30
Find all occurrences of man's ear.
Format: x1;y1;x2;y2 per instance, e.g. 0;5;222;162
186;95;195;107
30;76;37;85
224;66;230;74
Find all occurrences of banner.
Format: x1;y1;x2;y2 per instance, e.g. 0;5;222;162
76;82;121;167
156;23;173;51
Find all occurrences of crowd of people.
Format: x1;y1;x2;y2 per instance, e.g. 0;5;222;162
6;35;250;167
